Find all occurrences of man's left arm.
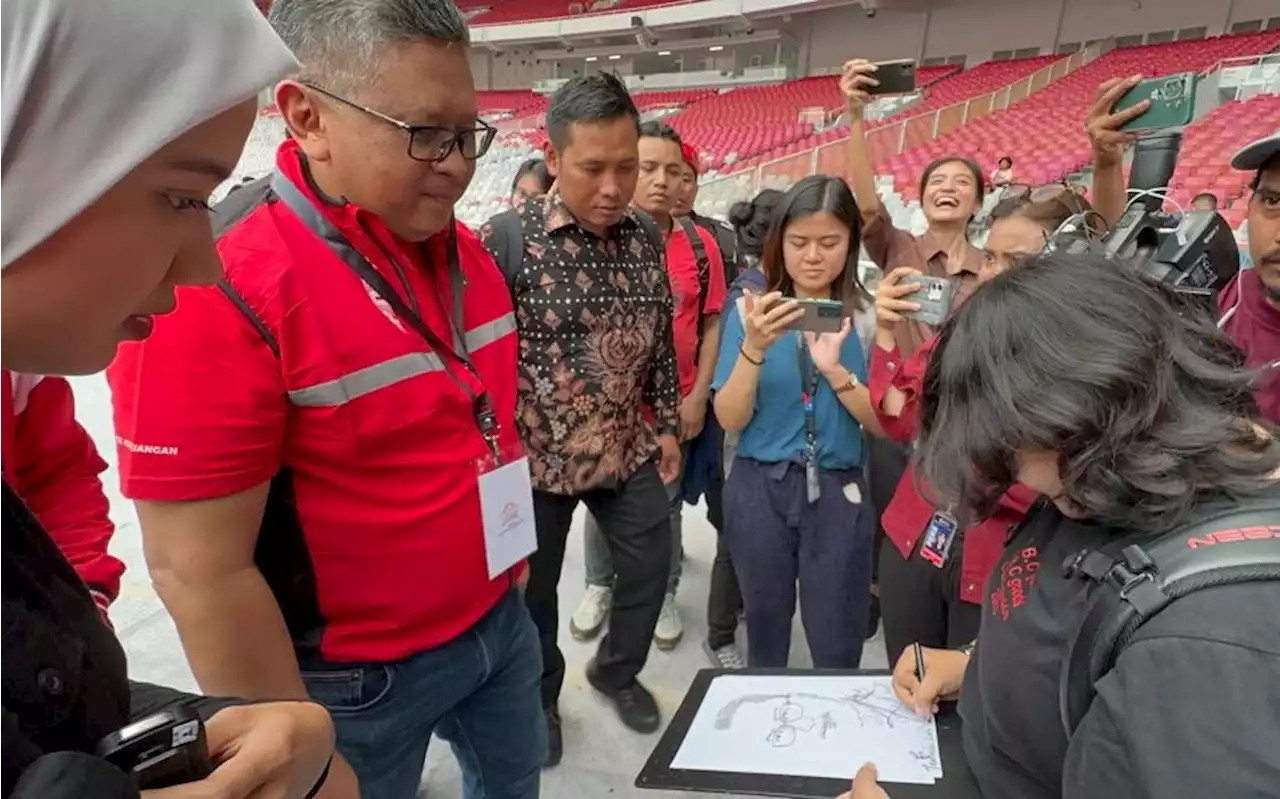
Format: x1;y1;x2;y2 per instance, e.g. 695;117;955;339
645;257;682;439
11;376;123;616
1063;631;1280;799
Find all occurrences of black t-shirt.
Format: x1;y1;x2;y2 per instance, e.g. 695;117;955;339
959;490;1280;799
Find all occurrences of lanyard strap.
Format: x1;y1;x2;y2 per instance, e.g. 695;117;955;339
795;335;820;460
271;171;501;458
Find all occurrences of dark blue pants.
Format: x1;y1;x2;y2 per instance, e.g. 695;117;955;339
723;458;875;668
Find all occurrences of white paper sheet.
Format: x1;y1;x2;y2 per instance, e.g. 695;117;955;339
670;675;943;785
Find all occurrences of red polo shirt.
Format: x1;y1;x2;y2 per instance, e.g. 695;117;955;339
108;140;521;663
869;338;1038;604
667;221;727;396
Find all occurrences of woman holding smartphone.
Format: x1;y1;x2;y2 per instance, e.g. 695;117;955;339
712;175;884;669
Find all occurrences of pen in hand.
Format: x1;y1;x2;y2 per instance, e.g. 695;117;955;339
913;642;926;682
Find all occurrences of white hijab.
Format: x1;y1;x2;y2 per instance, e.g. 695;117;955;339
1;0;298;269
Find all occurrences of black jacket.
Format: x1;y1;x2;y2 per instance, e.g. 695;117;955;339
2;483;232;798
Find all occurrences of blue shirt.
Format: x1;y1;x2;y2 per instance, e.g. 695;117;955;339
712;307;868;470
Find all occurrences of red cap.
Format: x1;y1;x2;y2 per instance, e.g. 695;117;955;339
681;142;700;174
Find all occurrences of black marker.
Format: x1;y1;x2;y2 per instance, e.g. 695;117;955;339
913;642;926;682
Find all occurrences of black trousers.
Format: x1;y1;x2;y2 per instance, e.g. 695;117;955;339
704;427;742;649
525;460;672;709
866;436;910;588
878;531;983;665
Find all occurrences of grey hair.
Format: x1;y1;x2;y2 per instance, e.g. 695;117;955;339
269;0;469;95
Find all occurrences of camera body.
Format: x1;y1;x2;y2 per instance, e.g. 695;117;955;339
1048;130;1239;306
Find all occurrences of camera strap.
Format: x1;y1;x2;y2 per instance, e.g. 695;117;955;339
795;335;821;503
270;171;502;460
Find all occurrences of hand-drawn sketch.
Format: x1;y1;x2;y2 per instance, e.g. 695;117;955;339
671;675;944;785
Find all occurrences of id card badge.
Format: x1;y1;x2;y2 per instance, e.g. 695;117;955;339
919;509;958;568
805;458;821;504
476;441;538;579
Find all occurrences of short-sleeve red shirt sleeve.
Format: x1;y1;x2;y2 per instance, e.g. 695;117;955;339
697;227;728;317
107;283;287;502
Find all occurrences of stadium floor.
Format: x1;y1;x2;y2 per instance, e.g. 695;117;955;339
71;373;889;797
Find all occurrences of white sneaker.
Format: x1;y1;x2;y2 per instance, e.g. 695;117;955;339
569;584;611;641
653;593;683;651
703;640;746;669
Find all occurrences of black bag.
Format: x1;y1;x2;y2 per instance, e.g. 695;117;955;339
1058;493;1280;735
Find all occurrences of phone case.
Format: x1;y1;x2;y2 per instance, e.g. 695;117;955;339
901;275;957;327
1114;73;1198;132
869;60;916;96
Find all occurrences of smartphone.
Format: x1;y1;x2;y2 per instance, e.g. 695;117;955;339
900;274;957;327
779;297;846;334
1114;72;1198;132
867;59;916;96
96;708;214;790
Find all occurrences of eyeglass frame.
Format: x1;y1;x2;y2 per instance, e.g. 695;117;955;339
301;82;497;164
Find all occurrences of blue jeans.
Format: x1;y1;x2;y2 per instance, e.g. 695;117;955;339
723;458;874;668
300;590;545;799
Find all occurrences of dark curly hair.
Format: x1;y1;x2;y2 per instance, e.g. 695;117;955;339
728;188;783;261
916;251;1279;534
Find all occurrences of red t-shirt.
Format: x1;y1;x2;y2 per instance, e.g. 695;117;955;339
666;221;727;397
868;339;1039;605
108;140;521;663
1219;269;1280;424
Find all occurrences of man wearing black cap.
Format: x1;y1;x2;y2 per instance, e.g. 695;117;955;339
1219;132;1279;423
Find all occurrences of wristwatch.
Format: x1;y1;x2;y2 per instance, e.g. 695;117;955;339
835;370;861;395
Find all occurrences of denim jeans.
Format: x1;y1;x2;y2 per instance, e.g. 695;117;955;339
582;474;682;594
300;589;545;799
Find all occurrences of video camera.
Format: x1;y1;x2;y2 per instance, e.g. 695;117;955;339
1048;130;1240;307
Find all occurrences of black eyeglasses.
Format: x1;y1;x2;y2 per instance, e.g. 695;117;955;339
303;83;497;164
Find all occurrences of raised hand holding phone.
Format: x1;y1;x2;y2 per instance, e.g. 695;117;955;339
742;290;804;360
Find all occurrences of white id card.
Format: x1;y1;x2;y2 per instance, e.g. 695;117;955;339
477;452;538;579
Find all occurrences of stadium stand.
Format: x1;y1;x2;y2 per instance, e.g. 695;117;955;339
464;0;692;25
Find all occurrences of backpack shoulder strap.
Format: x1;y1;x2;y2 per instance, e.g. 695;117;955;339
676;215;710;320
209;176;280;358
1059;494;1280;736
488;208;526;294
634;210;665;261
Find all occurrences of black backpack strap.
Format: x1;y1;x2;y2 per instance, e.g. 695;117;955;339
633;210;665;261
488;208;526;294
676;215;710;322
208;175;280;358
1059;495;1280;735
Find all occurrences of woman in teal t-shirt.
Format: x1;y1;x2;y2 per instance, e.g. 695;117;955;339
713;175;885;668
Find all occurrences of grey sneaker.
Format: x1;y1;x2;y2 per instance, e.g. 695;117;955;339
704;639;746;669
653;593;683;651
569;584;611;642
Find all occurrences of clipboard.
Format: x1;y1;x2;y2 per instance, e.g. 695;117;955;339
635;668;981;798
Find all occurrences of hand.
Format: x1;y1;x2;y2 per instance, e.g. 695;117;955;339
657;433;683;485
804;317;852;379
314;755;360;799
837;763;891;799
891;643;970;718
742;290;804;358
840;59;879;115
874;267;922;332
679;393;707;442
1086;75;1148;166
141;702;336;799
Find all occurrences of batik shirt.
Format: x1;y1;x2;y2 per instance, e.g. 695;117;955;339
481;191;679;495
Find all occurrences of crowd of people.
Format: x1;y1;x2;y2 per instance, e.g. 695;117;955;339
2;1;1277;799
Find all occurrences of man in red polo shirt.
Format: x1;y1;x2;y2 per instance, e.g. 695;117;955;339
1220;133;1279;423
106;3;544;798
569;120;728;651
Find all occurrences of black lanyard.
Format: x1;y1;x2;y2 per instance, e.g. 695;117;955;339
795;335;821;503
271;172;501;460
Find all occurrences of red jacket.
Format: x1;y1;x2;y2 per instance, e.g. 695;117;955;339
868;339;1038;604
2;371;124;616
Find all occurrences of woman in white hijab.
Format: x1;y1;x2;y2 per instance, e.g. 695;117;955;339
2;2;335;798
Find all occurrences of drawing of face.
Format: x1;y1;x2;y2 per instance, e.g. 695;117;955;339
766;725;798;747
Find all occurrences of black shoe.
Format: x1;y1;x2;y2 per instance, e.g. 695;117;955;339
586;659;661;733
544;707;563;768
